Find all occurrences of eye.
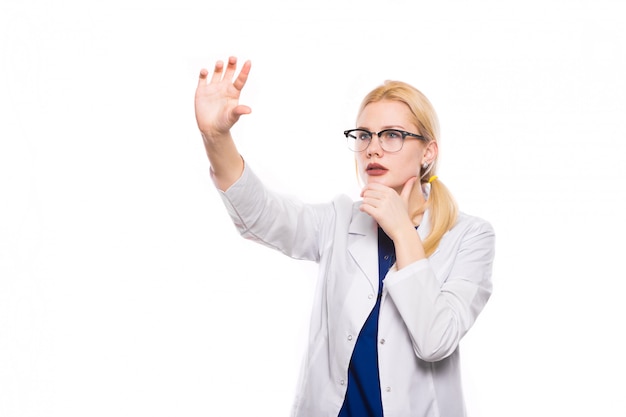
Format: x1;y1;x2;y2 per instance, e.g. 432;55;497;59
383;130;403;139
356;130;372;141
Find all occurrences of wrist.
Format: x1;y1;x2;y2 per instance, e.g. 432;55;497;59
389;219;418;242
392;225;426;269
201;130;231;145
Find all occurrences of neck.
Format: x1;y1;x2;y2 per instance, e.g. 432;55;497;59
407;182;427;226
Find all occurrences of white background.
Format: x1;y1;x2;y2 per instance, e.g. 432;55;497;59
1;0;625;416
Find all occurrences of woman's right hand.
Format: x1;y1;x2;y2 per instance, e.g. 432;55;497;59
194;56;252;141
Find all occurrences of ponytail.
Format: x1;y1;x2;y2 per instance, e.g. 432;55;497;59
422;178;458;257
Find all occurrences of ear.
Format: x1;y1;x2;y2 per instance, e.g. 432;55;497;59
422;140;439;166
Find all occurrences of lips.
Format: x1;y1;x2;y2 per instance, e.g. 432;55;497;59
366;163;388;176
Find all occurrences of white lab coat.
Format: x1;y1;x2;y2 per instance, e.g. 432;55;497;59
214;163;495;417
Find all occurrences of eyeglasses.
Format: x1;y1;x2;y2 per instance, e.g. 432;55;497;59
343;129;425;153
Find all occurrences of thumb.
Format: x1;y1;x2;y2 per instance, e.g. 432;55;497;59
229;104;252;125
233;104;252;117
400;177;418;204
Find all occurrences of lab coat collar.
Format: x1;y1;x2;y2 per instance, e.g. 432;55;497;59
347;205;433;238
347;206;434;290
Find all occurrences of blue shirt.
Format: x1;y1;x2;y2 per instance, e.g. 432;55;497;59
338;227;397;417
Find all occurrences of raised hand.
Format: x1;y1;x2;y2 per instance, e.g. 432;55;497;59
194;57;251;190
195;56;252;140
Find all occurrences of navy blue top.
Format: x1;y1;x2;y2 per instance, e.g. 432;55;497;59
338;227;396;417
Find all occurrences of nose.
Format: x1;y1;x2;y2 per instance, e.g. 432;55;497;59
366;133;384;157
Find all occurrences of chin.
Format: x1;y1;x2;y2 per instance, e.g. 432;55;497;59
365;176;393;187
367;176;409;193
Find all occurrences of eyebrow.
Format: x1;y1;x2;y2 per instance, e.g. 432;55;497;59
356;125;406;131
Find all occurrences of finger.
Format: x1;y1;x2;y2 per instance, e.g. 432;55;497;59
365;192;388;203
222;56;238;81
210;60;225;83
360;183;381;197
197;68;209;87
361;183;394;199
360;187;386;199
361;182;392;194
233;60;251;91
359;202;374;215
359;202;382;223
361;197;381;209
400;177;418;204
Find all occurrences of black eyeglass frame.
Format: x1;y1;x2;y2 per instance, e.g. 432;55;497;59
343;128;425;152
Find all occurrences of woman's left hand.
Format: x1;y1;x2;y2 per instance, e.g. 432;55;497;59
360;177;417;241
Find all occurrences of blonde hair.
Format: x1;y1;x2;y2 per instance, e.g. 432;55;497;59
357;80;458;257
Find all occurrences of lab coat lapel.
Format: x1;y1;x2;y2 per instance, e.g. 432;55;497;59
347;209;379;292
418;209;432;241
346;207;437;292
417;209;441;257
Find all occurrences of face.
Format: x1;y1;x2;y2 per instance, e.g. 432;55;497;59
355;100;434;193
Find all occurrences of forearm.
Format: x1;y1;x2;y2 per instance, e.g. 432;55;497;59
385;219;495;362
202;131;244;191
392;225;426;270
386;266;465;362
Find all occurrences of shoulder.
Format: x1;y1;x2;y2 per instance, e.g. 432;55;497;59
316;194;360;227
448;211;496;254
437;211;495;253
455;212;495;235
323;193;358;214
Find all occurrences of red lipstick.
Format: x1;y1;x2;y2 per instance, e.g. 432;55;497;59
366;163;388;176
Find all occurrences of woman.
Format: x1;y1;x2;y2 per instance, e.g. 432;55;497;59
194;56;495;417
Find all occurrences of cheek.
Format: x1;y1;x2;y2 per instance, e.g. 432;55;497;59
399;155;422;177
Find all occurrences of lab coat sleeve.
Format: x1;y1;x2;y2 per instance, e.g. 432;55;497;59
384;218;495;362
213;163;329;262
